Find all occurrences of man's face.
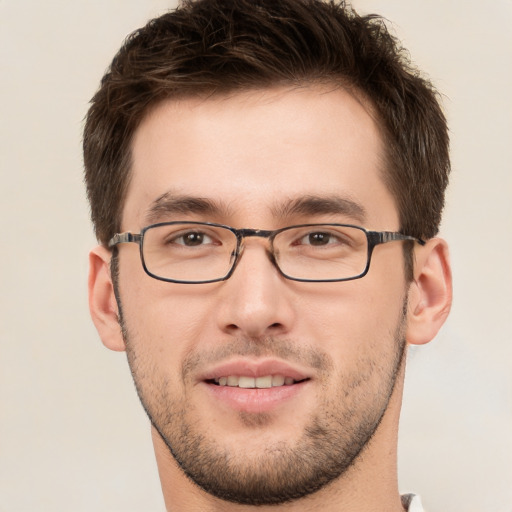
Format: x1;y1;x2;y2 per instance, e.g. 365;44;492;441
116;86;409;504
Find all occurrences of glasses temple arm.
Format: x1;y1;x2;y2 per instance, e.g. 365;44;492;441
371;231;426;246
108;232;142;248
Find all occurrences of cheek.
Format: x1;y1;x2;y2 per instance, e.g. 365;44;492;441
120;276;219;366
298;279;406;361
120;287;214;414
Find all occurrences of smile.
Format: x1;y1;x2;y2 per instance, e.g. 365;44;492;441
200;361;312;413
212;375;304;388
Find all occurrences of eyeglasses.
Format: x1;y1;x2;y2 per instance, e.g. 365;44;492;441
108;221;425;284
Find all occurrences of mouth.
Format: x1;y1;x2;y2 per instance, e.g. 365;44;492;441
199;360;312;413
208;375;309;388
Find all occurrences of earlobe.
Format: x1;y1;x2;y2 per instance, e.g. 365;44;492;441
406;238;452;346
88;245;126;352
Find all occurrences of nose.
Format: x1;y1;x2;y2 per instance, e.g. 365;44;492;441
216;240;295;339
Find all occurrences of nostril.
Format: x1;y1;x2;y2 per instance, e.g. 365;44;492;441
223;322;284;337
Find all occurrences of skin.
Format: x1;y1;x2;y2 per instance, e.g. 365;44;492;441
89;85;452;511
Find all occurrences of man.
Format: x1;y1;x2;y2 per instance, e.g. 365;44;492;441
84;0;452;510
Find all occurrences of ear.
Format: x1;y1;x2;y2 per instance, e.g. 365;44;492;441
88;245;126;352
406;237;452;345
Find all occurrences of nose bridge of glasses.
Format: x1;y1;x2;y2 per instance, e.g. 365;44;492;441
238;228;274;239
234;228;277;263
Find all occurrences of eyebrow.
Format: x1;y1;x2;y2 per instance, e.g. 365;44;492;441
144;191;366;225
272;195;367;224
144;191;234;224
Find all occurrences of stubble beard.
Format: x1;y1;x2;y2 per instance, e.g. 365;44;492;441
115;287;407;506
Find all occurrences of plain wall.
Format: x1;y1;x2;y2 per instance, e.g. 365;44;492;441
1;1;511;510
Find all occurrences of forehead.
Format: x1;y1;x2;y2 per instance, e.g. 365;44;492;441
124;85;398;229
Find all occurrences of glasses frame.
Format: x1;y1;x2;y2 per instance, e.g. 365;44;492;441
108;221;425;284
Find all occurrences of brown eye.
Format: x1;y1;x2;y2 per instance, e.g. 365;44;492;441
307;232;331;246
182;232;205;246
166;231;214;247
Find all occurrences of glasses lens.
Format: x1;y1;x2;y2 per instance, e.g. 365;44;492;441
142;223;237;282
274;225;368;281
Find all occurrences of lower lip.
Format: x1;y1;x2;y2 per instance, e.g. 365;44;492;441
201;380;309;414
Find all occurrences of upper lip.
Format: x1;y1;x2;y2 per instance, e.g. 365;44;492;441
198;358;312;382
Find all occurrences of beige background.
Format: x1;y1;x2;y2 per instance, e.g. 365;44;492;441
1;1;511;510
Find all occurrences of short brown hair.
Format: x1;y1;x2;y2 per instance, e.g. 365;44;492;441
84;0;450;247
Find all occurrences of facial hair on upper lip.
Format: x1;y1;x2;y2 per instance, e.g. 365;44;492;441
180;335;333;385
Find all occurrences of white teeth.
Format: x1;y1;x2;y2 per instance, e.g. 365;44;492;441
214;374;296;388
227;376;238;386
272;375;285;386
255;376;272;388
239;376;255;388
